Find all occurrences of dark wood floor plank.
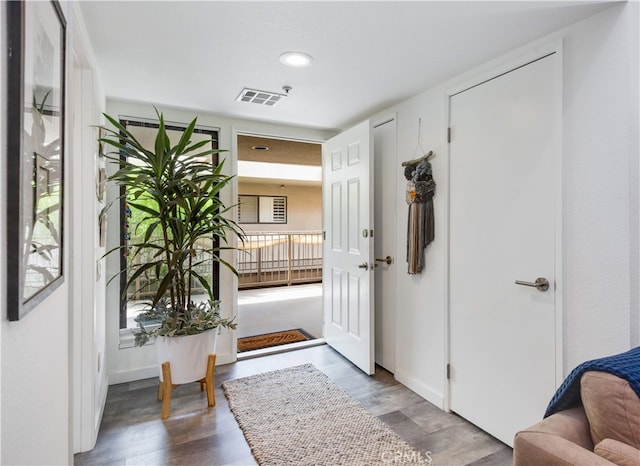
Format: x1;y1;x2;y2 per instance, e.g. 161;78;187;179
74;345;512;466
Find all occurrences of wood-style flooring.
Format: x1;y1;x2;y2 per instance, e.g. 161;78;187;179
74;345;512;465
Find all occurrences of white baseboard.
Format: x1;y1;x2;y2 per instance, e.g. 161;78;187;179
394;369;444;410
108;351;235;385
93;374;109;445
109;365;158;385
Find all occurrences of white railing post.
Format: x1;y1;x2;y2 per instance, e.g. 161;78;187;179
287;233;293;286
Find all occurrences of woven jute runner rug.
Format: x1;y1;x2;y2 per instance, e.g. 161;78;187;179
222;364;424;466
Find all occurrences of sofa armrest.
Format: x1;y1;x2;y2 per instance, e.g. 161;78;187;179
594;438;640;466
514;407;614;466
514;431;616;466
521;407;594;450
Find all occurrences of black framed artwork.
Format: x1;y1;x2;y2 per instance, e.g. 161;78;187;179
6;0;66;320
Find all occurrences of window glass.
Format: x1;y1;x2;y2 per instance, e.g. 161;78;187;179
119;120;219;330
238;195;287;224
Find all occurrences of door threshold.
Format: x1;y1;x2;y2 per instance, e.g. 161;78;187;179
237;338;326;360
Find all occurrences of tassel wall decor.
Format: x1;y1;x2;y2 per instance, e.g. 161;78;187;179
402;150;436;274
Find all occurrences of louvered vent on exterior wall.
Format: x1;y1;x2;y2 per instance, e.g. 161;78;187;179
271;197;287;223
236;88;287;107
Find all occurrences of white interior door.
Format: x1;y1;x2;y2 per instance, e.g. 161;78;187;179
374;118;397;372
449;53;560;446
323;120;375;375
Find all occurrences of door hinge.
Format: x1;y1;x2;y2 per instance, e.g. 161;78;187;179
323;231;326;241
446;363;451;380
447;127;451;143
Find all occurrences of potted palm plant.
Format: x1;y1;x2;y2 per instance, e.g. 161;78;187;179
100;109;243;387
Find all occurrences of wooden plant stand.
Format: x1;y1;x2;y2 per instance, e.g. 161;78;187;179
157;353;216;419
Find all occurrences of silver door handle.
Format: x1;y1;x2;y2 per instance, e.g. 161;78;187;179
375;256;393;265
515;277;550;292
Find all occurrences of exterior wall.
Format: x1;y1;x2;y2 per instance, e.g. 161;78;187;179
238;182;322;233
371;2;639;408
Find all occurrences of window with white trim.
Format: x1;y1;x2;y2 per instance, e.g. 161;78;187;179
238;195;287;224
118;119;220;333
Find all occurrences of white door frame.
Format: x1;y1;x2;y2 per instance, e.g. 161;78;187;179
443;40;564;411
230;128;326;363
372;114;398;373
71;7;107;453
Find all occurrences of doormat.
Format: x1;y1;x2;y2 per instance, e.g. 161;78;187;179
238;328;313;352
223;364;423;465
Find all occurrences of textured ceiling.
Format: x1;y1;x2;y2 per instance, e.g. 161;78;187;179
237;135;322;186
79;1;617;131
238;135;322;166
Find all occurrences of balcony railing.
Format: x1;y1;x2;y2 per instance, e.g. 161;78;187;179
125;231;323;300
237;231;323;288
126;249;214;301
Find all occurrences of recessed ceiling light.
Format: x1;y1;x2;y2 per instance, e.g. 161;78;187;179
279;51;313;68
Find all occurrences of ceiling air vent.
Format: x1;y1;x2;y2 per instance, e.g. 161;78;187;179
236;88;287;107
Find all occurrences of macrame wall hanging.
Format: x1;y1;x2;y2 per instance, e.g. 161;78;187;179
402;118;436;274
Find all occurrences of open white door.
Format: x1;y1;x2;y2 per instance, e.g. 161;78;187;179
322;120;375;375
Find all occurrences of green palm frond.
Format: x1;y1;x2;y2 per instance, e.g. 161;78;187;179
100;108;243;346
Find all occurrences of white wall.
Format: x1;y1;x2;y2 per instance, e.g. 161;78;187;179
632;1;640;349
387;88;449;405
104;100;334;383
1;2;108;462
1;2;73;463
561;1;638;370
69;3;108;454
371;2;639;408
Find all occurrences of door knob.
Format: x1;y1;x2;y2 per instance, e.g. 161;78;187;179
375;256;393;265
515;277;550;292
358;262;369;270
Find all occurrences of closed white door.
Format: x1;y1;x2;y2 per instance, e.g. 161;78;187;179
374;117;397;372
449;53;560;446
323;120;375;375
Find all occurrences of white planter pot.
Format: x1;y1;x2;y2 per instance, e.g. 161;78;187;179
155;330;218;384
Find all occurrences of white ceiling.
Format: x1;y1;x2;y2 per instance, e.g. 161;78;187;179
79;1;617;132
